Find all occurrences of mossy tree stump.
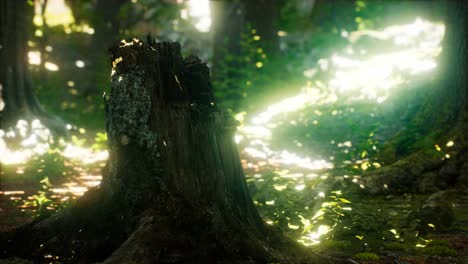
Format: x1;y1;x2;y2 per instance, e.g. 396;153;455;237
1;39;316;264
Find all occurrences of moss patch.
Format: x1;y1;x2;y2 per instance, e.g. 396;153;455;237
353;252;380;261
421;245;457;257
383;242;406;251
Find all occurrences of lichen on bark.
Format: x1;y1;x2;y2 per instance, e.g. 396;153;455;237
106;68;158;157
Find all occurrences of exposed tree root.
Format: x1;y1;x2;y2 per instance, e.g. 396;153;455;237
1;185;325;263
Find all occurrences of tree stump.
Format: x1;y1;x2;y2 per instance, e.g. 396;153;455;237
1;39;316;264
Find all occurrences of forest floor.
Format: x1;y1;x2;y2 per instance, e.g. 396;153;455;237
2;142;468;264
1;99;468;263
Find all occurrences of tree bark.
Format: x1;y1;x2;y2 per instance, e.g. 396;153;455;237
1;39;317;264
0;0;65;134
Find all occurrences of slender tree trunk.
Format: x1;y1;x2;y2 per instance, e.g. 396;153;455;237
0;0;65;134
210;1;245;110
82;0;127;97
210;0;281;111
243;0;280;56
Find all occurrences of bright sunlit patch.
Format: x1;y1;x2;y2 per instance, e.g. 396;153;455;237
250;88;324;125
0;120;108;165
327;18;445;102
299;225;331;246
295;184;306;191
277;31;288;37
0;120;51;164
43;0;75;27
44;62;59;71
28;51;41;65
288;223;300;229
0;191;25;195
75;60;85;68
62;145;108;164
182;0;211;32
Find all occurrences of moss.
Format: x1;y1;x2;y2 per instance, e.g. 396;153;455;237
107;68;158;157
0;258;33;264
427;239;450;247
421;245;457;257
353;252;380;261
383;242;406;251
320;240;352;251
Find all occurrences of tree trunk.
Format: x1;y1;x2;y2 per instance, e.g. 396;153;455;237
210;0;281;111
0;0;65;134
83;0;127;97
243;0;280;56
210;1;245;111
1;39;317;264
363;0;468;194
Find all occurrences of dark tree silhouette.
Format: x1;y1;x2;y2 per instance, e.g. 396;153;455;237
0;0;65;134
210;0;281;111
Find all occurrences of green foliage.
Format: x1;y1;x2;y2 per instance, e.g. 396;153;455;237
212;25;286;112
330;201;396;250
25;150;75;183
34;69;106;131
91;132;108;150
20;176;72;218
303;191;352;237
353;252;380;261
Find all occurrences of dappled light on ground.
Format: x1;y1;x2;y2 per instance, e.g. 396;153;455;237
233;17;445;246
0;120;107;229
0;119;108;165
0;120;51;164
